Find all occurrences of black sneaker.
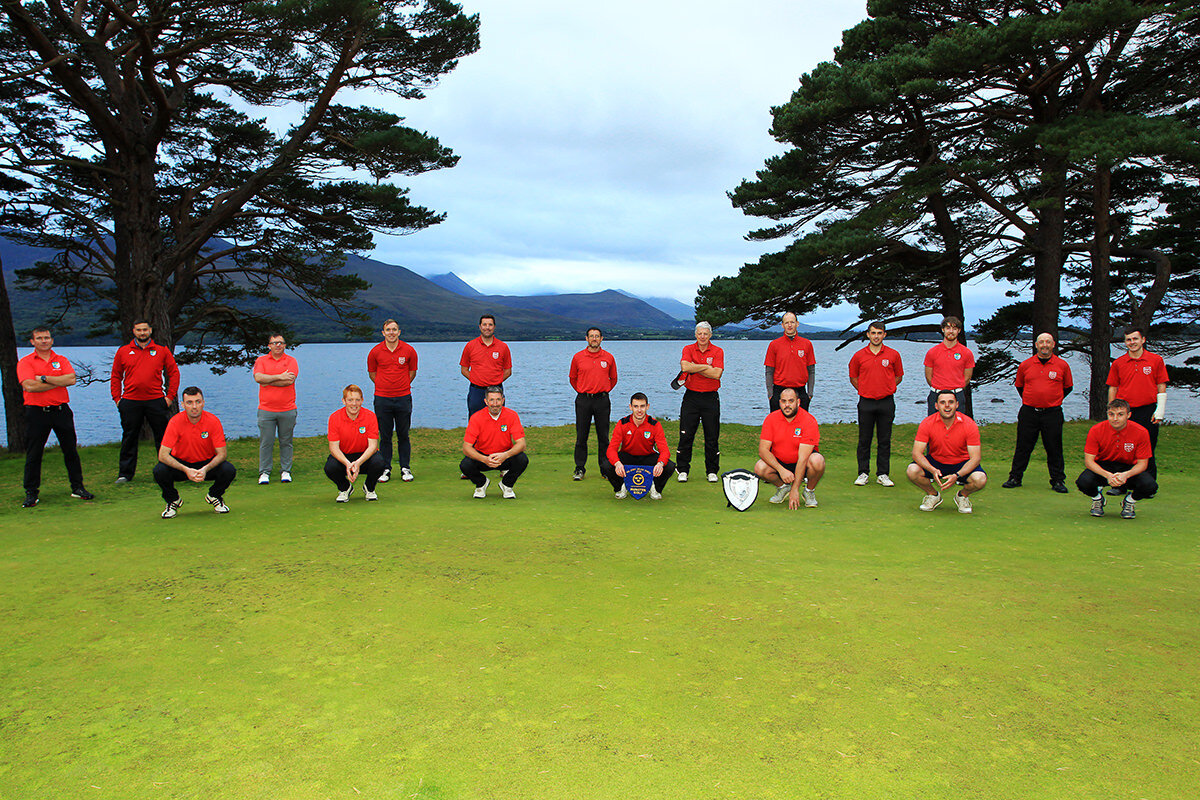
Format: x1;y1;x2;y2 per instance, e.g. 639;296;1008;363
572;468;585;481
1120;496;1137;519
22;492;39;508
1001;478;1021;489
71;486;95;500
1050;481;1068;493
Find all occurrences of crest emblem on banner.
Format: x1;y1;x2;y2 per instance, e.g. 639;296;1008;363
624;465;654;499
722;469;759;511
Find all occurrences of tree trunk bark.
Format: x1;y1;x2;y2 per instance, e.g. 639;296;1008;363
1088;164;1113;420
0;257;28;452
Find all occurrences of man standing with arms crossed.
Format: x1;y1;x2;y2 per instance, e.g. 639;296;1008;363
110;320;179;483
607;392;674;500
253;333;299;484
461;386;528;499
1106;326;1168;480
907;389;987;513
1002;332;1072;493
764;311;816;412
754;387;825;509
848;321;904;487
18;326;94;507
1077;399;1157;519
676;321;723;483
367;319;418;483
460;314;512;419
924;316;975;417
569;326;617;481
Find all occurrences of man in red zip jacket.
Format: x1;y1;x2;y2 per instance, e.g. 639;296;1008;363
110;321;180;483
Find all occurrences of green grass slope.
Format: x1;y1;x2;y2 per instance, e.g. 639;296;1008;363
2;422;1198;799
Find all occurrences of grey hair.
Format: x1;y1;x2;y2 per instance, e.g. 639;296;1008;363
695;321;713;334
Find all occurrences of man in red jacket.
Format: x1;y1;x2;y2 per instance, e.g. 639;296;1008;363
607;392;675;499
111;321;179;483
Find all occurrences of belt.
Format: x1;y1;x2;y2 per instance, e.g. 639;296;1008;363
27;404;68;412
579;391;609;397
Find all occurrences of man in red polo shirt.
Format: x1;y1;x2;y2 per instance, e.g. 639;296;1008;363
907;389;987;513
154;386;237;518
754;387;825;510
1003;332;1073;493
607;392;674;499
253;332;299;485
1077;399;1156;519
325;384;387;502
110;320;180;483
461;386;527;499
848;321;904;487
1106;326;1168;480
17;326;94;507
367;319;418;483
569;326;618;481
676;321;723;483
460;314;512;420
764;312;816;412
923;316;975;417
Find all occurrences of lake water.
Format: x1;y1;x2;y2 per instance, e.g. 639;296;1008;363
8;339;1199;447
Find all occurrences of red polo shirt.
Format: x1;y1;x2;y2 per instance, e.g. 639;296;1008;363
764;335;816;387
1085;420;1152;465
1106;351;1169;407
1015;354;1072;408
253;353;300;412
569;348;618;394
607;415;670;463
327;407;380;454
162;410;226;463
681;342;723;392
915;412;980;464
110;339;180;402
924;342;974;390
849;345;904;399
367;340;418;397
465;407;524;455
17;350;73;406
460;337;512;387
759;408;820;464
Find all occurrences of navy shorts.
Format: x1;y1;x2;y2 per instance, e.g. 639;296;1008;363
915;457;985;485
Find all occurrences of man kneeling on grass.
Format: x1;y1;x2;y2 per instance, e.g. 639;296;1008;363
754;387;824;509
326;384;387;503
154;386;236;518
907;389;986;513
607;392;674;500
461;386;528;499
1077;399;1157;519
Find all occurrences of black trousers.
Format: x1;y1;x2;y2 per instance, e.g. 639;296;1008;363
459;452;529;488
23;404;84;492
373;394;413;470
574;392;612;474
323;451;387;491
1129;403;1160;479
770;385;811;412
1076;461;1157;501
118;397;172;479
607;451;676;492
153;459;237;501
1007;405;1065;484
856;395;896;475
677;390;720;474
927;387;973;418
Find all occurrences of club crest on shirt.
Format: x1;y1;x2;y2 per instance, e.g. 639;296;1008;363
706;357;713;365
500;424;508;432
882;359;890;367
1142;366;1152;374
358;426;366;434
1049;371;1058;379
953;353;962;360
150;350;156;356
643;431;651;439
200;431;209;439
600;360;608;368
399;357;407;365
797;349;806;357
1124;442;1135;452
793;427;802;437
51;361;61;369
492;352;499;359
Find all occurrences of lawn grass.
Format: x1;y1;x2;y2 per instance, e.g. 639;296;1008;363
2;422;1198;799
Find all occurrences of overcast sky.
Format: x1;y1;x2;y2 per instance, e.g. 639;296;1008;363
372;1;1010;328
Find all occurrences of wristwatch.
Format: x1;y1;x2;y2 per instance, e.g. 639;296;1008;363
39;375;48;384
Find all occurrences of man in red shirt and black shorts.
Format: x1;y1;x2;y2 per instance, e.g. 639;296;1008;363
848;321;904;487
460;314;512;419
764;312;816;412
367;319;418;484
461;386;528;499
569;327;618;482
154;386;237;518
607;392;674;500
110;320;180;483
1077;399;1156;519
754;387;825;509
1002;332;1073;493
907;389;987;513
1106;326;1168;480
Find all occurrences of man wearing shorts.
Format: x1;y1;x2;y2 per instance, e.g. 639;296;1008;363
907;389;987;513
754;387;825;510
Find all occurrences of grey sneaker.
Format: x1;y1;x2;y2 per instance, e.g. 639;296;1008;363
161;498;182;518
769;484;791;504
205;494;230;514
1090;493;1106;517
919;493;942;512
1120;496;1136;519
953;492;973;514
803;487;818;508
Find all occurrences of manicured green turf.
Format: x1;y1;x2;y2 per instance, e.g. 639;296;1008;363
3;422;1198;799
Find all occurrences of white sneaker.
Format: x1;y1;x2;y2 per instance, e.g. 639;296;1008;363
501;482;516;500
854;472;869;486
364;488;378;501
401;467;414;482
876;474;894;487
615;485;628;499
769;484;791;504
649;486;662;500
161;499;182;519
706;473;718;483
677;472;688;483
258;472;269;485
473;477;489;499
205;494;229;514
919;493;942;511
280;471;292;483
803;487;818;508
954;492;973;514
336;486;353;503
377;469;391;483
